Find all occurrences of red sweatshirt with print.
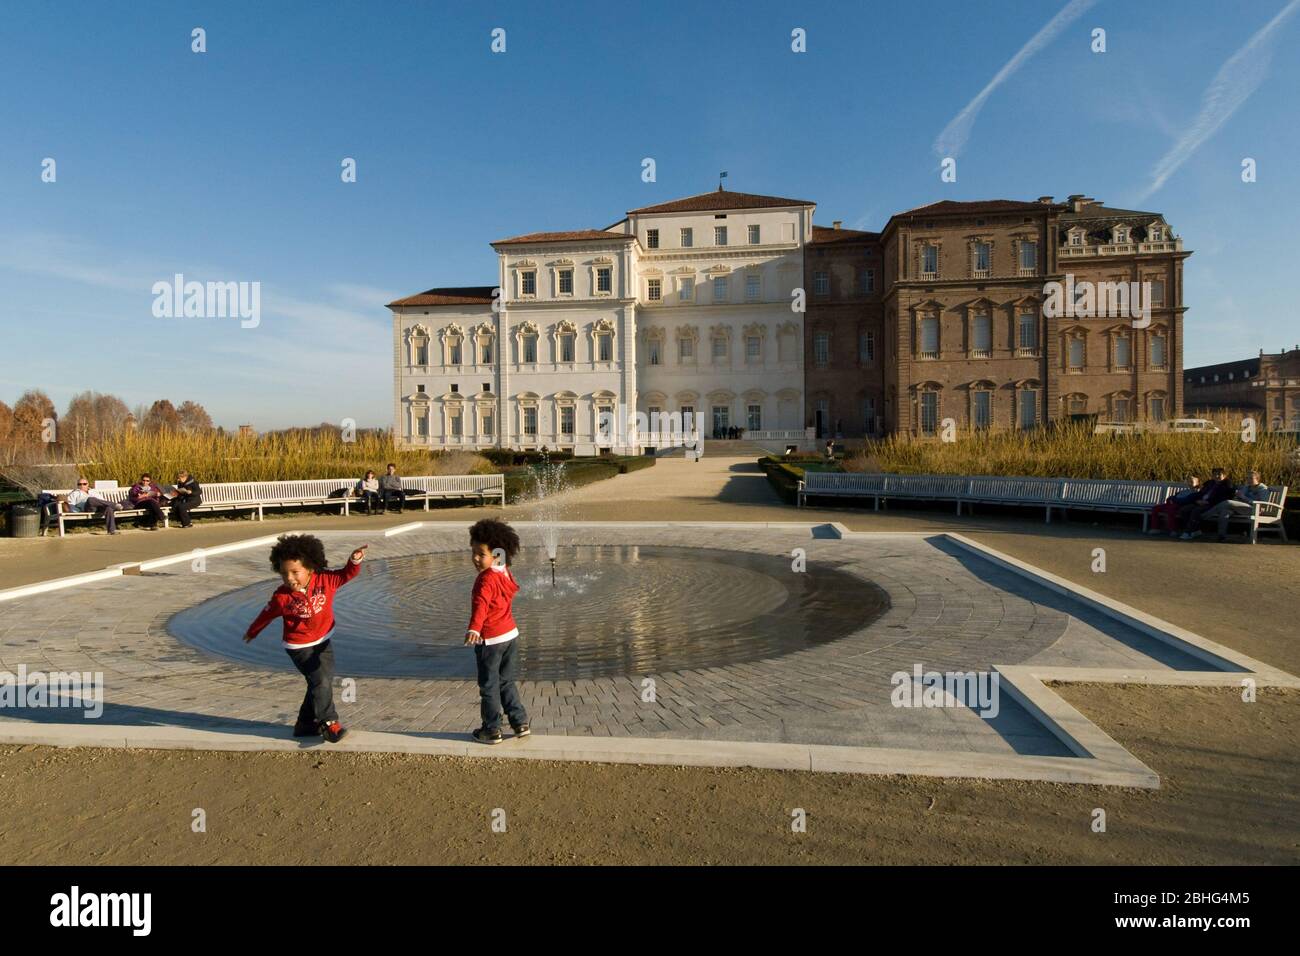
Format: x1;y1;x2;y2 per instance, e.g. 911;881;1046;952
245;558;361;649
467;564;520;645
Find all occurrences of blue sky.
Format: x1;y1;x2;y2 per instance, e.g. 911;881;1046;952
2;0;1297;429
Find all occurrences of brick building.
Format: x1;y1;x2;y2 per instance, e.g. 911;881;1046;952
1185;348;1300;430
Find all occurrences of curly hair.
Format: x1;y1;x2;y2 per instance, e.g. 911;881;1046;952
268;533;328;573
469;518;520;565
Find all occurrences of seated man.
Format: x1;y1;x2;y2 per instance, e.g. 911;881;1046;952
378;463;407;513
1202;470;1270;542
1148;474;1200;535
1178;468;1235;540
65;478;122;535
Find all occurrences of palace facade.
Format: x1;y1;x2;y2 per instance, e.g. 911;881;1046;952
389;188;1190;450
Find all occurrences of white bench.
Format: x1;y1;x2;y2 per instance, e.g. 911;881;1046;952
1196;486;1289;544
796;472;1291;543
43;473;505;536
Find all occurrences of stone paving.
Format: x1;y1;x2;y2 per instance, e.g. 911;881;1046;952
0;523;1222;759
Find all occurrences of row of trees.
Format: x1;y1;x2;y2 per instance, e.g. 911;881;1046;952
0;390;215;461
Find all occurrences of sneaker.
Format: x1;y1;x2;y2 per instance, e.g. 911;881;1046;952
293;721;320;738
320;721;348;743
472;726;503;745
510;722;531;739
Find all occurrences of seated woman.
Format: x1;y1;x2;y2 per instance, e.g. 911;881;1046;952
170;471;203;528
354;470;381;515
127;473;167;530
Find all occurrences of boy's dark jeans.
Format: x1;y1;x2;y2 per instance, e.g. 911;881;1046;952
286;639;339;726
474;638;528;731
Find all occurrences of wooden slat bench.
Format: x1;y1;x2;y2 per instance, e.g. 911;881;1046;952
44;473;506;536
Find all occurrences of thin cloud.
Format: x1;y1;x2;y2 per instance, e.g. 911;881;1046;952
1138;0;1300;201
932;0;1097;160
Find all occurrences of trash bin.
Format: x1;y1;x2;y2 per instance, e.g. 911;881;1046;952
9;503;41;538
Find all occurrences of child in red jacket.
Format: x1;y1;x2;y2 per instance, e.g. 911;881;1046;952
465;518;529;744
243;534;367;742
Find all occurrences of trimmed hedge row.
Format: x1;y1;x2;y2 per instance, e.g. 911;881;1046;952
481;449;574;467
758;456;806;505
502;455;654;502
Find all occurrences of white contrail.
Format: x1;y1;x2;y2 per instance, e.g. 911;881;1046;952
932;0;1097;159
1139;0;1300;200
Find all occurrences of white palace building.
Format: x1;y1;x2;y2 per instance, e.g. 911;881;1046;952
389;188;817;454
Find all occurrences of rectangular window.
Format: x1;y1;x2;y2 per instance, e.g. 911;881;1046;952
859;330;875;363
597;267;611;293
972;314;991;357
745;274;760;301
920;316;939;358
746;335;761;361
1148;397;1165;422
973;391;991;430
521;271;536;296
523;407;538;435
598;334;612;362
679;338;693;361
560;406;575;436
646;229;659;249
1068;338;1084;370
748;225;760;244
680;227;692;248
814;331;829;368
715;226;727;246
1019;391;1039;430
1069;395;1087;415
415;341;428;365
1115;336;1132;370
481;411;494;437
560;334;574;363
1018;312;1037;353
747;404;762;431
1151;334;1167;368
713;276;728;303
1019;241;1038;272
450;384;458;393
863;398;877;434
648;339;660;365
480;341;492;364
1149;279;1165;306
681;405;695;432
922;245;938;277
1114;397;1131;422
449;412;462;437
973;242;991;277
920;393;938;434
712;337;727;362
558;269;573;295
523;334;537;363
711;406;730;434
861;268;875;294
449;341;462;364
416;414;429;437
814;272;829;296
647;278;661;301
679;277;694;301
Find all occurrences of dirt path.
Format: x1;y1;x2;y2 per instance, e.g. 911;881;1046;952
0;685;1293;865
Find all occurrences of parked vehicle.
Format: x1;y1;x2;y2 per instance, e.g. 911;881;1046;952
1164;418;1221;434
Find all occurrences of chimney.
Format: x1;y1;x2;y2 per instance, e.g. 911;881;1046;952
832;220;842;230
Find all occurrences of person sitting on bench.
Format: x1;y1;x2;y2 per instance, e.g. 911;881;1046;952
65;477;122;535
127;474;167;530
170;471;203;528
378;464;407;513
354;470;381;515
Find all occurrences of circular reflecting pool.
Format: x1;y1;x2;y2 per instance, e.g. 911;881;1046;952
168;545;888;680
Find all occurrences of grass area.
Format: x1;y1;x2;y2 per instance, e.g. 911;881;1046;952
0;430;495;489
845;418;1300;485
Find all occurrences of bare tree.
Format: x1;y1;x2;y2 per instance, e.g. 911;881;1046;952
177;400;214;433
142;399;181;433
11;389;57;447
